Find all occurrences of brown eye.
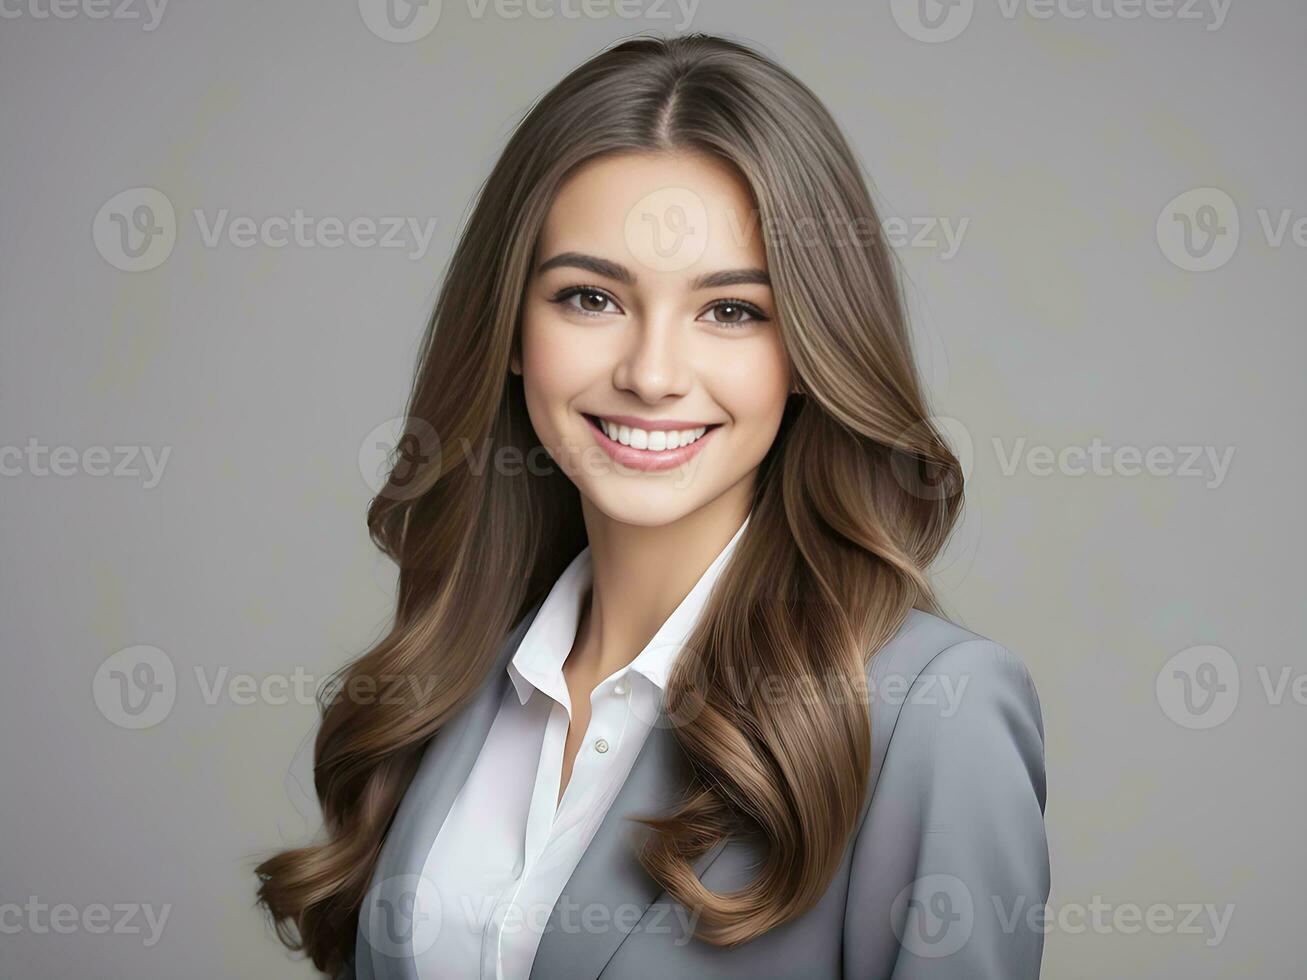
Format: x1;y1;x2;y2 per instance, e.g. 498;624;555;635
699;299;768;327
551;286;622;316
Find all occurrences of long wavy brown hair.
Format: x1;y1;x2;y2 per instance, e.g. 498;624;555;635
255;31;963;976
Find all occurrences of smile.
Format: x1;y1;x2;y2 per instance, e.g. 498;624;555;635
582;413;723;472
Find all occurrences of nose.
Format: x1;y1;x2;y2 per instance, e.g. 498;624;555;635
610;308;694;403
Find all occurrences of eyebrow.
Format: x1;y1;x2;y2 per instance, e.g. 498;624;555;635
536;251;771;290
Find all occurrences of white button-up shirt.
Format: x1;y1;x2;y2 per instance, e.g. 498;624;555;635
411;513;751;979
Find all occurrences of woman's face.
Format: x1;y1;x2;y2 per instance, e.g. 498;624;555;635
514;150;793;528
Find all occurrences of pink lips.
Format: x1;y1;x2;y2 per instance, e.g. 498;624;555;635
584;414;720;472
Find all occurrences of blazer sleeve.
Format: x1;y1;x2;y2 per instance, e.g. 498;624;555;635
842;638;1050;979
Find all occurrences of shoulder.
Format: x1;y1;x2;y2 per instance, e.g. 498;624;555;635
843;611;1050;976
867;607;1039;699
864;609;1044;776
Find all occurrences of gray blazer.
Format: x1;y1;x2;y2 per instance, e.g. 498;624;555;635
346;603;1049;979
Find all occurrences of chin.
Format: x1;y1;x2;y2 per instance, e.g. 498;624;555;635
581;485;709;529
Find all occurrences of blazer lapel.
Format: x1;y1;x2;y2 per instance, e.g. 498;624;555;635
358;602;541;980
528;703;733;980
358;598;734;980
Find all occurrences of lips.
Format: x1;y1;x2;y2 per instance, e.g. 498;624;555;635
582;413;722;472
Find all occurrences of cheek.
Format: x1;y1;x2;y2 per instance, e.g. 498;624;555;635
519;305;598;424
719;339;791;432
520;305;565;389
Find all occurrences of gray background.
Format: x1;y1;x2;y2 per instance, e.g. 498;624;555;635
1;1;1303;977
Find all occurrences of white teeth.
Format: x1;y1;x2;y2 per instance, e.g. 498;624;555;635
598;418;709;450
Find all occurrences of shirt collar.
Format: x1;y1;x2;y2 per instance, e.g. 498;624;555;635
507;511;751;707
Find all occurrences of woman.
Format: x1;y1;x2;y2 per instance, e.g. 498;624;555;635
256;33;1049;979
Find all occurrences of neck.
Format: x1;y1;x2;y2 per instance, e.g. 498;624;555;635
568;486;752;684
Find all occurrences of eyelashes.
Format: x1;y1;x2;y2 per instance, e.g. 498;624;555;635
547;284;770;327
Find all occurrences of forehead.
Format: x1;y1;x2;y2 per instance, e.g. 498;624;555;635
535;150;768;279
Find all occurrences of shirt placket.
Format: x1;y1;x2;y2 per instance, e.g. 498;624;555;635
479;689;564;979
487;670;637;979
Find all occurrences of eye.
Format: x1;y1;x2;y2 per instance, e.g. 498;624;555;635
551;286;623;317
698;299;769;328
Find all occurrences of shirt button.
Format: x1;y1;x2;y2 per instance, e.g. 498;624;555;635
594;737;609;754
613;680;628;696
